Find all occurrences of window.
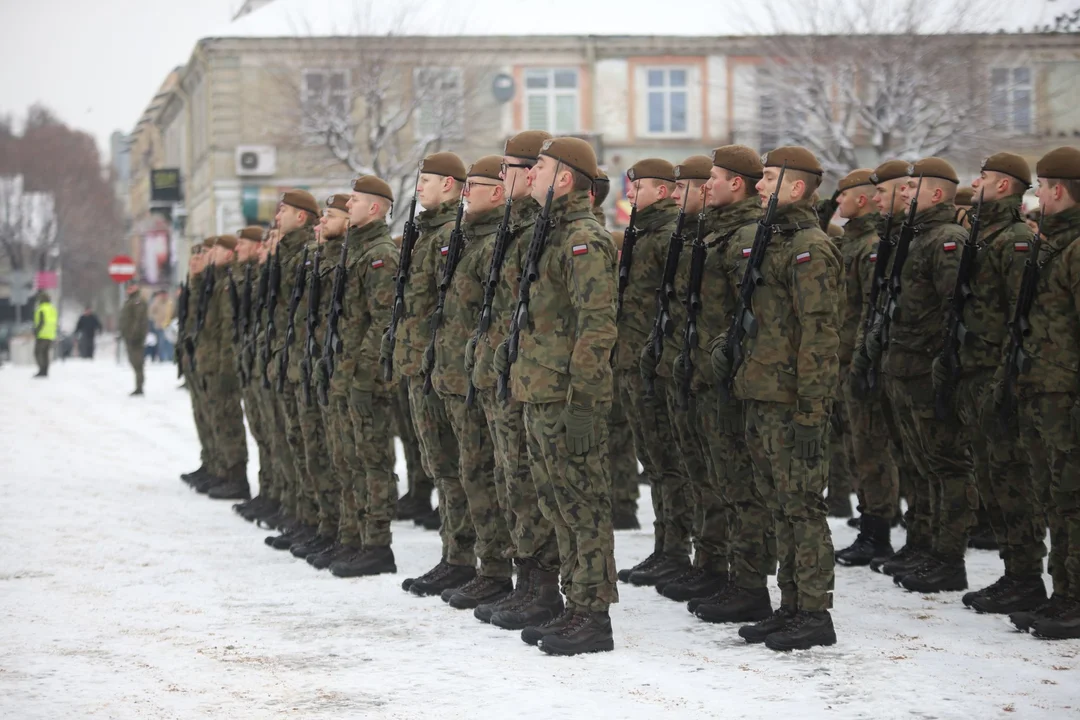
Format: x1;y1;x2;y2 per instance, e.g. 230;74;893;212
645;68;689;135
302;69;349;118
524;68;579;134
758;69;780;151
415;68;465;140
991;67;1033;135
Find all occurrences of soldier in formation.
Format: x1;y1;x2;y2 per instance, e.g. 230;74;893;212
175;139;1080;651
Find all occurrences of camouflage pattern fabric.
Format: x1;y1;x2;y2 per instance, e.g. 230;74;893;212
393;376;431;504
606;395;640;515
663;385;720;569
345;391;397;547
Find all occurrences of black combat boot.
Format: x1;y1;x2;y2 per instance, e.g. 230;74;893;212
628;554;691;587
1031;599;1080;640
656;568;700;598
1010;594;1069;632
402;560;448;592
208;478;250;501
307;541;356;570
396;491;432;521
893;552;942;586
663;570;729;603
234;494;264;518
687;582;733;614
827;492;853;518
763;610;837;651
738;606;798;644
539;610;614;656
968;514;999;551
476;561;534;623
900;558;967;593
290;533;335;559
417;509;442;531
410;562;475;597
696;586;773;624
846;516;861;529
970;575;1047;614
244;497;281;524
962;574;1011;607
618;551;660;583
268;525;315;551
493;568;564;631
448;575;513;610
181;466;207;485
330;545;396;577
520;607;575;646
875;544;927;576
194;473;226;494
836;514;893;567
612;506;640;531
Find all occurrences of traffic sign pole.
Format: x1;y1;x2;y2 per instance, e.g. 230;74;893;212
108;255;136;365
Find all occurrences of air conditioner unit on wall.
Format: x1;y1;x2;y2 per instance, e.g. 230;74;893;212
235;145;277;176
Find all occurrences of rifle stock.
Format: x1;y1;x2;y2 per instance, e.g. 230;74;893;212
384;168;422;382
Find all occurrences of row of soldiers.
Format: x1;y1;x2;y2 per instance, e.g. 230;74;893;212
176;129;1080;655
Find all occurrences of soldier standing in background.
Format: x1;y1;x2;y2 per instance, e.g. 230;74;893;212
497;137;619;656
119;282;148;396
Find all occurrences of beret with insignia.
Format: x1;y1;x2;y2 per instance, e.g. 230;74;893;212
627;158;676;183
324;194;349;213
504;130;553;162
674;155;713;181
869;160;911;185
467;155;503;182
1035;146;1080;181
421;152;467;183
352;175;395;203
710;145;764;179
539;137;599;180
838;169;875;192
981;152;1031;187
280;189;320;216
911;157;959;184
761;146;824;176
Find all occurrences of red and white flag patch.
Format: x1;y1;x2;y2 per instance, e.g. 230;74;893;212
795;251;812;264
440;246;450;256
869;252;878;263
742;247;752;258
371;259;385;269
1014;242;1030;252
572;244;589;256
943;241;957;252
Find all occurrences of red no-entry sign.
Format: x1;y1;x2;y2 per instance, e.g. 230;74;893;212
108;255;136;284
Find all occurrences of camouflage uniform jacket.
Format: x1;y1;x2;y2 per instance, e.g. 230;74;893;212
881;202;966;379
268;226;315;360
193;265;227;375
393;199;458;378
435;205;500;397
836;213;880;366
613;197;680;372
1008;204;1080;394
473;198;538;391
690;199;762;390
510;190;617;404
957;194;1033;373
650;204;700;380
180;272;202;373
303;235;341;388
119;291;148;347
230;261;252;376
732;201;842;422
339;221;398;394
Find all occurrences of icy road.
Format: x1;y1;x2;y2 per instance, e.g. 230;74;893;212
0;359;1076;719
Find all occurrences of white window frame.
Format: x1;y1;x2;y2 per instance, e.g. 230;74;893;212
301;68;351;119
414;67;465;141
642;66;692;137
523;67;580;134
990;66;1034;135
634;64;701;140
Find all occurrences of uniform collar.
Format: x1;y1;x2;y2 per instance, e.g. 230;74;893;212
418;198;460;231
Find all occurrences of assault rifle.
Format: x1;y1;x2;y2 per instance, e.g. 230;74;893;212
176;279;188;379
383;168;422;381
935;189;984;419
678;189;709;408
466;177;516;408
423;191;466;396
187;262;217;375
300;245;322;407
318;231;349;407
859;187;897;393
277;246;309;393
646;188;690;396
248;250;270;384
719;163;787;403
1000;213;1044;432
262;245;281;389
866;175;924;389
498;162;560;402
610;185;639;364
226;266;241;344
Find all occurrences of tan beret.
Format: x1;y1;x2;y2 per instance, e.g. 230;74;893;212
838;169;875;192
504;130;553;162
627;158;676;183
761;146;823;176
421;152;467;182
352;175;394;203
869;160;912;185
467;155;503;182
981;152;1031;187
238;226;264;242
216;234;238;250
324;194;350;213
911;157;959;184
711;145;764;180
202;236;217;248
954;187;975;207
280;189;320;217
539;137;599;180
674;155;713;181
1035;146;1080;180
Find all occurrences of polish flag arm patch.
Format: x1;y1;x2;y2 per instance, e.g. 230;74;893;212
742;247;752;258
942;241;958;252
869;252;878;263
1014;242;1030;252
795;251;812;264
440;246;450;256
371;259;385;269
572;244;589;256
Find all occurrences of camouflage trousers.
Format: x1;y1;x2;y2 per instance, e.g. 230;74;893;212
884;374;976;561
277;380;321;527
956;371;1046;577
393;376;433;504
126;342;145;392
443;393;513;579
263;352;301;512
319;393;363;549
292;382;339;537
701;388;776;588
203;369;248;480
664;383;726;571
1016;391;1076;599
843;368;899;520
618;371;691;556
241;382;272;497
745;400;835;612
185;364;214;470
828;367;856;509
523;400;619;612
607;394;640;515
407;375;474;566
478;389;559;569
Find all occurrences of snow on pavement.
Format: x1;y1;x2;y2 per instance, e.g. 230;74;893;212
0;360;1076;720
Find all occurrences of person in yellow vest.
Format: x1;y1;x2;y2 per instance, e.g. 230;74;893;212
33;291;58;378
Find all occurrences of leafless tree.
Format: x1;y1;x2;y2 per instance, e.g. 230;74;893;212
0;175;58;272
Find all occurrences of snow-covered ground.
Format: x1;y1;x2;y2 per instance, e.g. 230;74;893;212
0;359;1076;720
